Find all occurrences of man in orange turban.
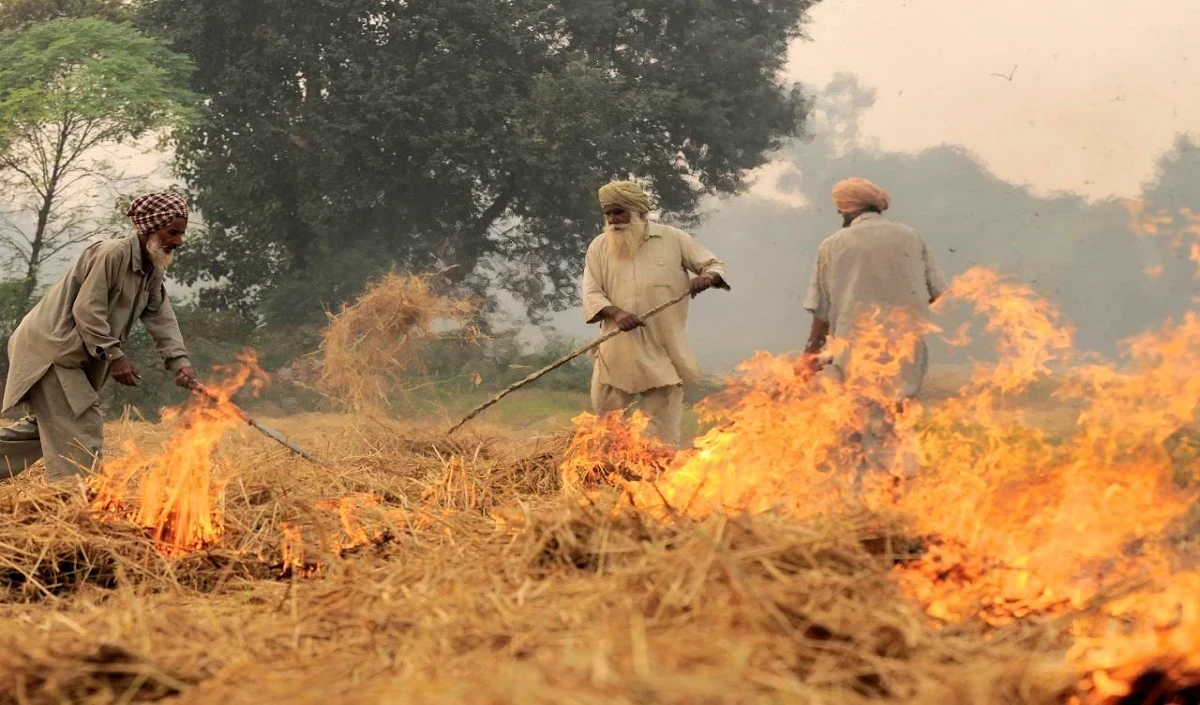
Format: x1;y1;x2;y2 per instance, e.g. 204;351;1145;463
800;178;948;483
800;177;945;394
831;177;891;223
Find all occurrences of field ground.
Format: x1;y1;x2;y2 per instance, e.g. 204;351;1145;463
0;365;1120;703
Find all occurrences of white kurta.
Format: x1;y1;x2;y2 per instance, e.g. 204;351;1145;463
803;212;947;398
581;222;727;395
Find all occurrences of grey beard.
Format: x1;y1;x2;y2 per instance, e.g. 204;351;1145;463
605;219;647;260
147;239;174;270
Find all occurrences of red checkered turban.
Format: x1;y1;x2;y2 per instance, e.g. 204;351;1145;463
126;192;189;236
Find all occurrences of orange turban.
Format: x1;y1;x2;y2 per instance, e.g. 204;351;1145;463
832;177;890;213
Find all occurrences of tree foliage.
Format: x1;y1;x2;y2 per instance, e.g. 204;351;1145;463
0;0;137;30
0;18;195;303
140;0;817;324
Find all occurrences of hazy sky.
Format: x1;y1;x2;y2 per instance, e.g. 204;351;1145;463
775;0;1200;201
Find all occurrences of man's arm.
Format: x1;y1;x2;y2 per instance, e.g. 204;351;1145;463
795;315;830;379
582;242;613;324
140;281;196;387
796;244;831;377
804;316;831;356
582;242;644;331
922;239;948;304
72;245;144;386
678;231;730;294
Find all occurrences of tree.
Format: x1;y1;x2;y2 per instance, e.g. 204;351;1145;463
140;0;817;324
0;0;137;30
0;18;195;305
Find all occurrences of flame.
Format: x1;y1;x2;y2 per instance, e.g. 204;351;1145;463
1127;200;1200;278
275;495;389;579
561;240;1200;698
316;494;383;550
279;521;306;577
561;410;675;493
89;352;266;555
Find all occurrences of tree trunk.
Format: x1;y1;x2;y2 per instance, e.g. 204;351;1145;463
21;119;72;306
445;174;518;284
21;187;53;306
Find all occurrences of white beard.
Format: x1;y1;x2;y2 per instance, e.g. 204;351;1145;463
146;235;175;270
605;217;647;261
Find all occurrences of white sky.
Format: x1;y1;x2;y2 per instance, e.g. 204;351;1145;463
782;0;1200;200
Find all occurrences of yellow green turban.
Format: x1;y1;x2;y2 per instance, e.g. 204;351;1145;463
832;177;890;213
598;180;652;214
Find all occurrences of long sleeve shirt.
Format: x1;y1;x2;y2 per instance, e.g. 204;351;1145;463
4;233;190;415
581;222;727;394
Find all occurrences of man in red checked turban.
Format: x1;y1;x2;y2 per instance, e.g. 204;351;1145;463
0;192;198;482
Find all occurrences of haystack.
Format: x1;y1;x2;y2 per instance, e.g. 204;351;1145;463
316;272;473;411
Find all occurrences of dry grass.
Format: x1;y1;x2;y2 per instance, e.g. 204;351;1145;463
314;273;474;411
0;414;1095;705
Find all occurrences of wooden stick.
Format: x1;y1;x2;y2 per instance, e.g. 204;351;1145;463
191;383;325;465
446;290;695;436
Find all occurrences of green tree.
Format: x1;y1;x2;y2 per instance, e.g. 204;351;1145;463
0;18;195;305
140;0;817;324
0;0;137;30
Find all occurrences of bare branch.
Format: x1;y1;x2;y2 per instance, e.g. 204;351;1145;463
0;234;34;266
31;126;54;186
0;158;48;199
0;219;34;247
41;235;97;261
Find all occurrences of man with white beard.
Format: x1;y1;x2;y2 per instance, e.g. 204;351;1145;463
0;192;197;481
581;180;729;447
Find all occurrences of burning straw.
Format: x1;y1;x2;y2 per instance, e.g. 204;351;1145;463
316;272;474;412
0;418;1082;705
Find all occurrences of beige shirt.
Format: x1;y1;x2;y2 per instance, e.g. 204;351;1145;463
803;213;947;397
582;222;727;394
4;233;191;416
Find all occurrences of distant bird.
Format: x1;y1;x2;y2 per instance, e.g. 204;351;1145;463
990;64;1018;82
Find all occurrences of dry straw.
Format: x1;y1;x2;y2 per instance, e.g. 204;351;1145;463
315;272;474;412
0;414;1148;705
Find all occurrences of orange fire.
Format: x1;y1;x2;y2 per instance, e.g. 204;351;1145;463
561;410;676;494
1127;200;1200;279
562;219;1200;699
90;352;267;555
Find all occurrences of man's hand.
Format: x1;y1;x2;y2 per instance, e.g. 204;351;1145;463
174;366;198;391
111;357;141;387
602;306;644;332
689;273;716;298
793;353;825;381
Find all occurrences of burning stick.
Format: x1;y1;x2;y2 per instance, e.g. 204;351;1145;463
190;383;325;465
447;290;697;436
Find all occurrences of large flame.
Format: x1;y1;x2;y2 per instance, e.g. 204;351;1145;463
89;352;267;555
561;209;1200;700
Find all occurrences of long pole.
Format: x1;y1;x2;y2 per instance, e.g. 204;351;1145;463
446;290;694;436
191;383;325;465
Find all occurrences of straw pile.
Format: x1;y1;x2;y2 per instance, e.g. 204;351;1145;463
315;273;474;411
0;414;1098;705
